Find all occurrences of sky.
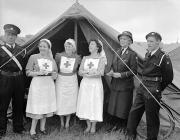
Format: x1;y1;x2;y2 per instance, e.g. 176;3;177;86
1;0;180;43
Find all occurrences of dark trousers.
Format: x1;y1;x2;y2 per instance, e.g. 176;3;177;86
127;83;161;140
0;74;25;135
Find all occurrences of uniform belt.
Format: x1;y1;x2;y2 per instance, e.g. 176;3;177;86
59;72;76;76
38;73;52;76
0;70;23;76
142;76;162;82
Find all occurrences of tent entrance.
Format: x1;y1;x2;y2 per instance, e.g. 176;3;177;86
49;19;90;56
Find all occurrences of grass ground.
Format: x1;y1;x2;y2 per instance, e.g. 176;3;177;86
1;115;180;140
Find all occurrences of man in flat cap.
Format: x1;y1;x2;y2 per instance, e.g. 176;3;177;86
125;32;174;140
0;24;27;138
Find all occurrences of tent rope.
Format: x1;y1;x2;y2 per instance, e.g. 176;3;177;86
163;92;180;95
0;19;66;70
86;18;176;124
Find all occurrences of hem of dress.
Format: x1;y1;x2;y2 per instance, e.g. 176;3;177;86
56;112;76;116
76;115;103;122
26;112;54;119
107;111;128;120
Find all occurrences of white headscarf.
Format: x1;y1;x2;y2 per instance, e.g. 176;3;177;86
40;38;53;58
98;39;107;65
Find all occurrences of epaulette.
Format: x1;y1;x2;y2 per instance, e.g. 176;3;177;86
165;53;170;58
158;50;171;66
162;51;170;58
161;49;169;55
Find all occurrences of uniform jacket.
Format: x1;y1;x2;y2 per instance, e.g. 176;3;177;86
0;43;26;72
139;48;174;91
111;47;137;91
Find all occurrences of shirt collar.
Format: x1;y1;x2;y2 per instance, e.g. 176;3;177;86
151;47;159;56
148;48;161;58
6;43;15;48
122;47;128;55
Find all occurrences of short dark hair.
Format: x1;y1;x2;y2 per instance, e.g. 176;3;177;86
89;39;102;53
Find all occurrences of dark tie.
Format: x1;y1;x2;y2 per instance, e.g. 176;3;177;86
145;51;151;59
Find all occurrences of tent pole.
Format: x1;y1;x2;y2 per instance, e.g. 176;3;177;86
74;20;78;52
72;20;78;125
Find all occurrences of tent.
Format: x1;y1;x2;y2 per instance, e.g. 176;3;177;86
23;2;120;72
22;2;180;127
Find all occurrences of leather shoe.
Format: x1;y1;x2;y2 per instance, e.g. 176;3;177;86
30;134;39;140
40;130;48;135
14;128;28;135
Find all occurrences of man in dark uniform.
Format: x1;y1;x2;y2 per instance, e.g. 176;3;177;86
0;24;26;138
125;32;174;140
106;31;137;132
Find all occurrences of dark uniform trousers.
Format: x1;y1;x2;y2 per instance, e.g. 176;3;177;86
0;43;26;135
0;72;25;135
127;80;161;140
